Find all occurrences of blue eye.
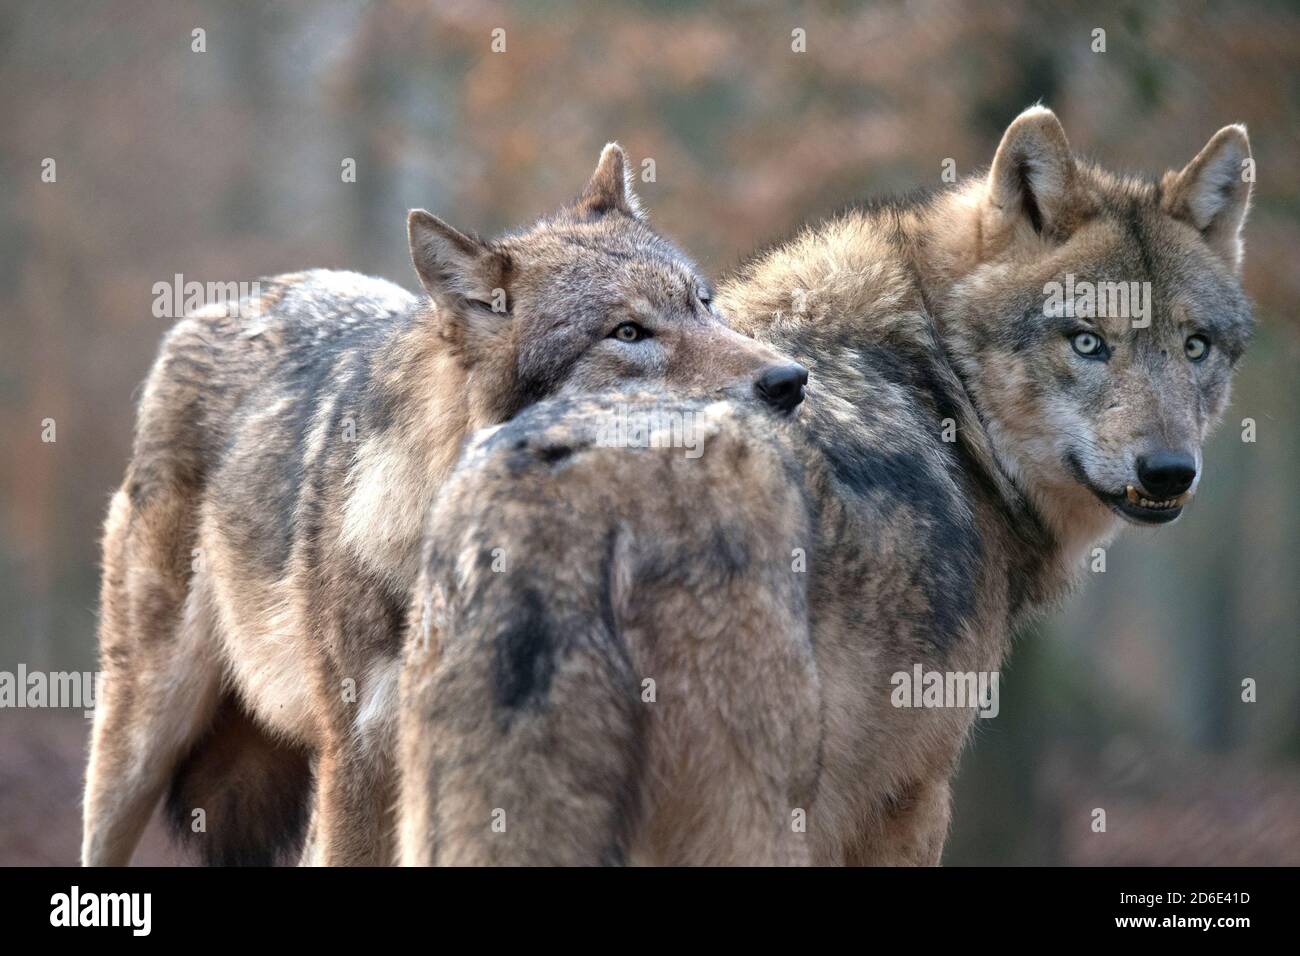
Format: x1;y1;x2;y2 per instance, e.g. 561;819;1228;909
1070;331;1107;359
1185;334;1210;362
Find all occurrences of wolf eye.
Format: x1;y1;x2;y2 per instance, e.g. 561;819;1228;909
1185;334;1210;362
1070;331;1107;360
610;322;649;343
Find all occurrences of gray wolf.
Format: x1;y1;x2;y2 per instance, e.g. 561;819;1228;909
398;108;1254;864
82;144;805;866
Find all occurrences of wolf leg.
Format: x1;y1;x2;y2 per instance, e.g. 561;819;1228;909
310;739;395;866
165;695;313;865
83;490;222;866
296;766;322;866
395;601;441;866
308;650;400;865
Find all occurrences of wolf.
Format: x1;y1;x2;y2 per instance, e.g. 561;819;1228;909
397;108;1254;864
82;144;807;867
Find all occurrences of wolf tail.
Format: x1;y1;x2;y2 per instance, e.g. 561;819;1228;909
165;694;313;866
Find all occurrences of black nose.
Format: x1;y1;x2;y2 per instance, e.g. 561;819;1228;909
755;362;808;413
1136;449;1197;499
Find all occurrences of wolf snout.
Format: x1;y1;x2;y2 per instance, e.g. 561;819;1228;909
1136;449;1197;499
755;362;808;413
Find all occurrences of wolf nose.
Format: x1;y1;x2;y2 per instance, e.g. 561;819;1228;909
755;362;808;413
1136;449;1197;499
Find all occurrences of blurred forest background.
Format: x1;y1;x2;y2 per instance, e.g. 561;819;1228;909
1;0;1297;865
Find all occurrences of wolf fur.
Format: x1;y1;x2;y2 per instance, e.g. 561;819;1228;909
397;109;1254;864
399;394;819;865
82;145;801;866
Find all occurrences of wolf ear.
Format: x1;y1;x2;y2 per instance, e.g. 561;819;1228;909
408;210;511;356
408;208;509;314
1161;125;1252;272
987;106;1079;237
575;143;644;220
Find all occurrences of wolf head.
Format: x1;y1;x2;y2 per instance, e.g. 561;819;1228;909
941;107;1253;548
406;144;805;425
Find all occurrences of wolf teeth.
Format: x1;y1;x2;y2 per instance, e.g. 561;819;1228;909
1123;485;1186;509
